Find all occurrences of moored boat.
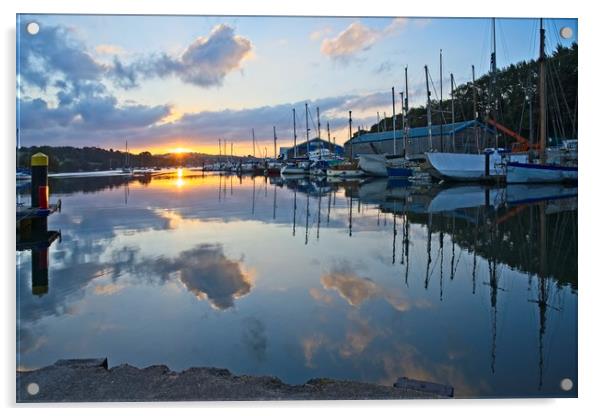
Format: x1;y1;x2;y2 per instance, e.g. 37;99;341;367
426;149;528;181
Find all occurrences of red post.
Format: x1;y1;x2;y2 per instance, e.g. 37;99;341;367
38;186;49;209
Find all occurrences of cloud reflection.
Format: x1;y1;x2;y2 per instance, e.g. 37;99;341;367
146;244;253;310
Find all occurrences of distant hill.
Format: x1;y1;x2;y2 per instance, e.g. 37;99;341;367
16;146;245;173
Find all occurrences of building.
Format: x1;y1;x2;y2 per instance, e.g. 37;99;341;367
344;120;497;160
279;138;345;160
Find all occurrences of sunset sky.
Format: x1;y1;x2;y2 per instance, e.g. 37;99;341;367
16;14;577;155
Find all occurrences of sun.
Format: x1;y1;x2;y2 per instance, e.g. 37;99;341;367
172;147;190;154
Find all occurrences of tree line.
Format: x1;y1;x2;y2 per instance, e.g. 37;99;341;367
360;43;577;145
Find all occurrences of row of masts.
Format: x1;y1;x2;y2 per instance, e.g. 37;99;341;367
215;18;548;162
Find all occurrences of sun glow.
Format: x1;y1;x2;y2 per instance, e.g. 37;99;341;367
172;147;191;154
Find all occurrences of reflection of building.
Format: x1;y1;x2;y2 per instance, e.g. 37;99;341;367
344;120;495;160
279;138;344;160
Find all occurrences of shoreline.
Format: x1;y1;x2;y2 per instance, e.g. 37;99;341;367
16;359;449;402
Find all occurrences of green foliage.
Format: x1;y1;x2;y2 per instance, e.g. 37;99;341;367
365;43;577;145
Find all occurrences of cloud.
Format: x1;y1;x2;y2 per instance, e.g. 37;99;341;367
320;18;410;62
146;244;253;310
320;262;418;312
383;17;409;35
94;44;125;55
309;27;332;41
320;22;379;61
115;24;253;88
18;90;392;149
18;23;106;90
19;22;253;91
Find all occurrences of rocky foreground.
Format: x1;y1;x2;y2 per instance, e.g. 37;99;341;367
17;359;449;402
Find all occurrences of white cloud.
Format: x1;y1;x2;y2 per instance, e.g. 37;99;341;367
320;22;379;60
320;18;409;61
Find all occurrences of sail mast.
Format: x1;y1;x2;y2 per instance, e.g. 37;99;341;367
538;18;547;162
293;108;297;158
425;65;433;150
472;64;480;151
273;126;277;159
404;66;409;157
305;103;310;157
252;128;256;158
491;18;499;148
348;110;353;160
400;92;405;155
451;73;456;151
392;87;397;155
439;49;443;149
317;106;322;159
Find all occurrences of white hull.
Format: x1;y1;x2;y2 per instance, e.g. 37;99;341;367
358;154;387;176
358;154;407;176
426;151;528;181
281;166;308;175
326;168;364;178
506;162;578;183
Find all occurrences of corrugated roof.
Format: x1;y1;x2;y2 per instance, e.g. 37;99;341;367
348;120;490;144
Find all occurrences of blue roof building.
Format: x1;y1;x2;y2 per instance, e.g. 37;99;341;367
344;120;497;160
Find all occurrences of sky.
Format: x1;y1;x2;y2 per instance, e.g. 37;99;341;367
16;14;578;155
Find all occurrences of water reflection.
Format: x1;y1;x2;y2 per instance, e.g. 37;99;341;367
16;171;577;397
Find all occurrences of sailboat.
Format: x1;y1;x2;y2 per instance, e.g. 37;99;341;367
359;72;414;177
505;20;578;183
425;19;529;181
327;110;364;177
122;140;133;174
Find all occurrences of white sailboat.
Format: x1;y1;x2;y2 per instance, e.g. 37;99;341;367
426;149;528;181
505;20;577;184
425;18;534;182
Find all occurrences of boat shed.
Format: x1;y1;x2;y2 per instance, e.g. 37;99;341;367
279;138;345;160
344;120;497;160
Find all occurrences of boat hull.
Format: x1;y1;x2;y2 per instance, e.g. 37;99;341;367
506;162;578;183
281;166;308;175
358;154;387;176
326;169;364;178
425;152;529;181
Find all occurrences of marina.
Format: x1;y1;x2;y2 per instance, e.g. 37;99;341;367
16;170;577;398
15;13;579;403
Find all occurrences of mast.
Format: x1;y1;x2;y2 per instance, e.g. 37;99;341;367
348;110;353;160
439;49;443;149
539;18;547;162
400;92;405;156
425;65;433;150
305;103;310;157
472;64;480;151
451;73;456;151
404;66;409;158
218;138;221;163
491;18;499;148
293;108;297;158
377;112;381;133
392;87;397;156
252;128;256;158
317;106;322;159
273;126;277;159
327;122;332;153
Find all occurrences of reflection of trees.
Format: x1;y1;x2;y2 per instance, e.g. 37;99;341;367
403;204;577;289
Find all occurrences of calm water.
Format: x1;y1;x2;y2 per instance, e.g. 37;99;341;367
16;170;577;398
